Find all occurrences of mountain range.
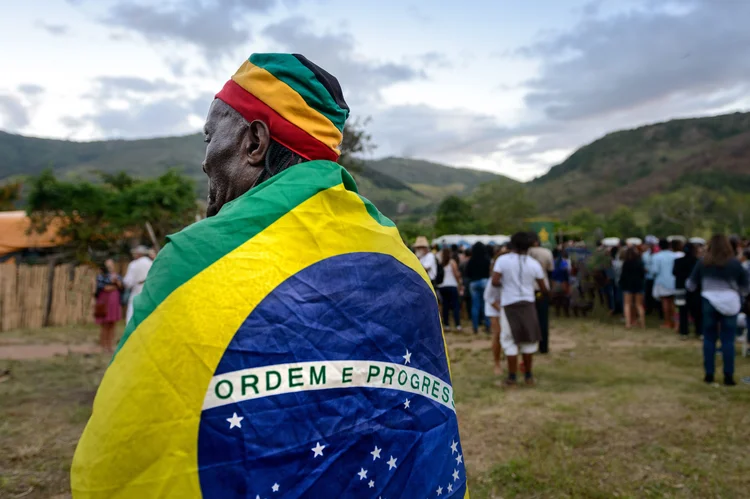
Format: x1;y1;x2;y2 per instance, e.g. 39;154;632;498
2;110;750;219
0;130;507;219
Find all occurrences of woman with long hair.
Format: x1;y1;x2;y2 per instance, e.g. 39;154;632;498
619;246;646;328
466;241;491;334
438;247;463;331
491;232;549;386
688;234;749;386
94;259;123;353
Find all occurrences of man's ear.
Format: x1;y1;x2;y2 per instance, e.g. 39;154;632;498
245;120;271;167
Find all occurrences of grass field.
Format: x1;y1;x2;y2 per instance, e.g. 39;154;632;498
1;317;749;498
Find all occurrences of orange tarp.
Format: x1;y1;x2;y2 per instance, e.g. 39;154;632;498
0;211;66;256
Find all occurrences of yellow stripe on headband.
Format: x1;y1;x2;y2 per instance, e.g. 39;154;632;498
231;61;343;155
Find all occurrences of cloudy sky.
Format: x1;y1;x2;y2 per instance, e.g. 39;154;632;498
1;0;748;180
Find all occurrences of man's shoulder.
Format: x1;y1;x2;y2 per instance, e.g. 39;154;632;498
494;253;512;268
530;247;553;259
527;256;544;271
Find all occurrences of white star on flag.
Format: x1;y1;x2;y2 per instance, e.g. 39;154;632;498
371;445;382;460
402;349;412;364
450;440;458;454
403;398;410;409
357;468;368;480
447;484;453;493
311;442;326;458
226;412;244;429
455;453;463;465
453;469;460;481
436;485;443;496
368;480;375;489
387;456;397;470
272;483;279;492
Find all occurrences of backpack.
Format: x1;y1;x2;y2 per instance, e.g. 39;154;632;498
433;262;445;286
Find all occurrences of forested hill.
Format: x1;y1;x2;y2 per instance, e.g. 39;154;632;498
531;111;750;213
0;131;512;219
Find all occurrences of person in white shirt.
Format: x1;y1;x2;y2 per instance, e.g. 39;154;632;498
414;236;438;282
123;245;154;324
438;248;463;331
491;232;548;387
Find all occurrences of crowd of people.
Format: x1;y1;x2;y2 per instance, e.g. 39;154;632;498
415;232;750;387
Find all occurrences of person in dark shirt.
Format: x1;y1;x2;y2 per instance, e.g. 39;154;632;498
466;242;491;333
550;249;570;317
687;235;750;386
673;243;701;339
619;246;646;328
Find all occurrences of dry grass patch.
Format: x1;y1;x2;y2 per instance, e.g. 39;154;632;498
1;316;750;498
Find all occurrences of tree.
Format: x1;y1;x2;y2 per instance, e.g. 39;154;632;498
644;187;718;236
604;206;641;238
435;196;478;235
470;181;537;234
0;180;22;210
567;208;604;234
26;169;197;261
338;117;375;172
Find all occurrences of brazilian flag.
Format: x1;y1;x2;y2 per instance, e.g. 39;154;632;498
72;161;468;498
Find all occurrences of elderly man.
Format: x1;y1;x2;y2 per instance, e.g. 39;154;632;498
122;245;153;324
72;54;466;499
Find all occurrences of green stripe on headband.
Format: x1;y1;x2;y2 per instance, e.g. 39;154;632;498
250;53;348;133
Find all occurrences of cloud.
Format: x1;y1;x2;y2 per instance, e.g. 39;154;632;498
518;0;750;122
62;76;212;139
0;95;30;130
262;17;423;106
103;0;274;57
84;99;198;137
18;84;45;96
91;76;181;100
414;51;453;69
369;104;510;162
36;21;70;36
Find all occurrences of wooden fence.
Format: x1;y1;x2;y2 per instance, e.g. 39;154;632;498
0;263;98;332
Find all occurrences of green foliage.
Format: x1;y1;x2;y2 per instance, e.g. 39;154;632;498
435;196;478;235
567;208;603;233
643;186;728;236
603;206;641;238
674;171;750;192
470;181;538;234
0;180;22;210
26;169;197;261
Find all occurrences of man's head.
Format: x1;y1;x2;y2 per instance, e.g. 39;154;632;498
528;232;541;247
414;236;430;257
131;245;150;259
203;53;349;217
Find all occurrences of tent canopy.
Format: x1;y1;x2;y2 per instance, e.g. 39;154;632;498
432;234;510;248
0;211;66;256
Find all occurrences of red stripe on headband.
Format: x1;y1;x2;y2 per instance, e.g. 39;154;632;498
215;80;339;162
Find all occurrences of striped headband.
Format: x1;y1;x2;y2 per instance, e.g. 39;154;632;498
216;53;350;162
